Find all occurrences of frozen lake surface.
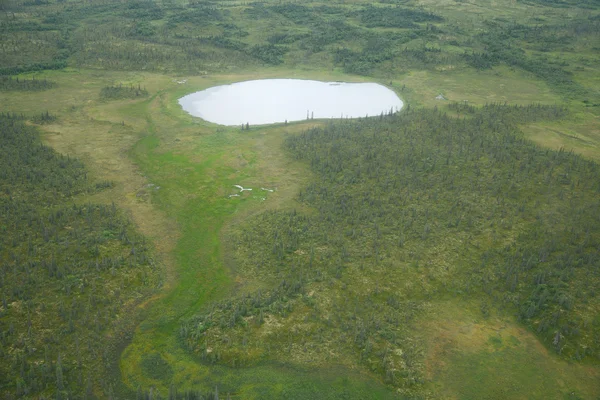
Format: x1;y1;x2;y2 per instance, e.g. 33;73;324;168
178;79;404;126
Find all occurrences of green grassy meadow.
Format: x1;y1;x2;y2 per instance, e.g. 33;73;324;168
1;0;600;398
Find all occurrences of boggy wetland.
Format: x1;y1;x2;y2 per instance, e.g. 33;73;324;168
0;0;600;399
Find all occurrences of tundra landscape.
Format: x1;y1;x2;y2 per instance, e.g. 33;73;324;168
0;0;599;398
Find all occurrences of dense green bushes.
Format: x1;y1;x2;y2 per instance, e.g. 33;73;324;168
0;115;160;398
0;76;56;92
356;5;443;29
183;105;599;393
100;84;148;100
463;21;593;97
248;44;288;65
287;105;598;359
0;115;85;201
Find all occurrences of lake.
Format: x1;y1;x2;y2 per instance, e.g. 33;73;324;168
178;79;404;126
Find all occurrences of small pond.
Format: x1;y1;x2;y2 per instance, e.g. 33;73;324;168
178;79;404;126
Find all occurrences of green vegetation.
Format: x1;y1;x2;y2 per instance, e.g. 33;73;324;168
357;5;443;28
100;84;148;100
0;0;599;398
0;114;160;398
462;20;590;98
0;0;598;99
182;105;600;397
0;76;56;91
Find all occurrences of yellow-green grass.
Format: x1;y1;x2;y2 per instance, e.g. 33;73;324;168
421;300;600;399
523;113;600;162
1;65;599;397
397;66;600;162
398;66;561;108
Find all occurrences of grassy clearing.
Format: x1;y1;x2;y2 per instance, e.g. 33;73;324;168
422;301;600;399
398;66;560;108
523;115;600;162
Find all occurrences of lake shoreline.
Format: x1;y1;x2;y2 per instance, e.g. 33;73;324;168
178;78;404;126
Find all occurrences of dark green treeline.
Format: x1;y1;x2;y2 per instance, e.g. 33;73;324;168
0;114;161;399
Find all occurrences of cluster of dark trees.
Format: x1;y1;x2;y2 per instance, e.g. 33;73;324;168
0;114;160;398
0;76;56;91
183;104;599;391
463;19;599;97
286;104;598;359
31;111;57;124
100;84;149;100
0;61;68;77
356;5;443;29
